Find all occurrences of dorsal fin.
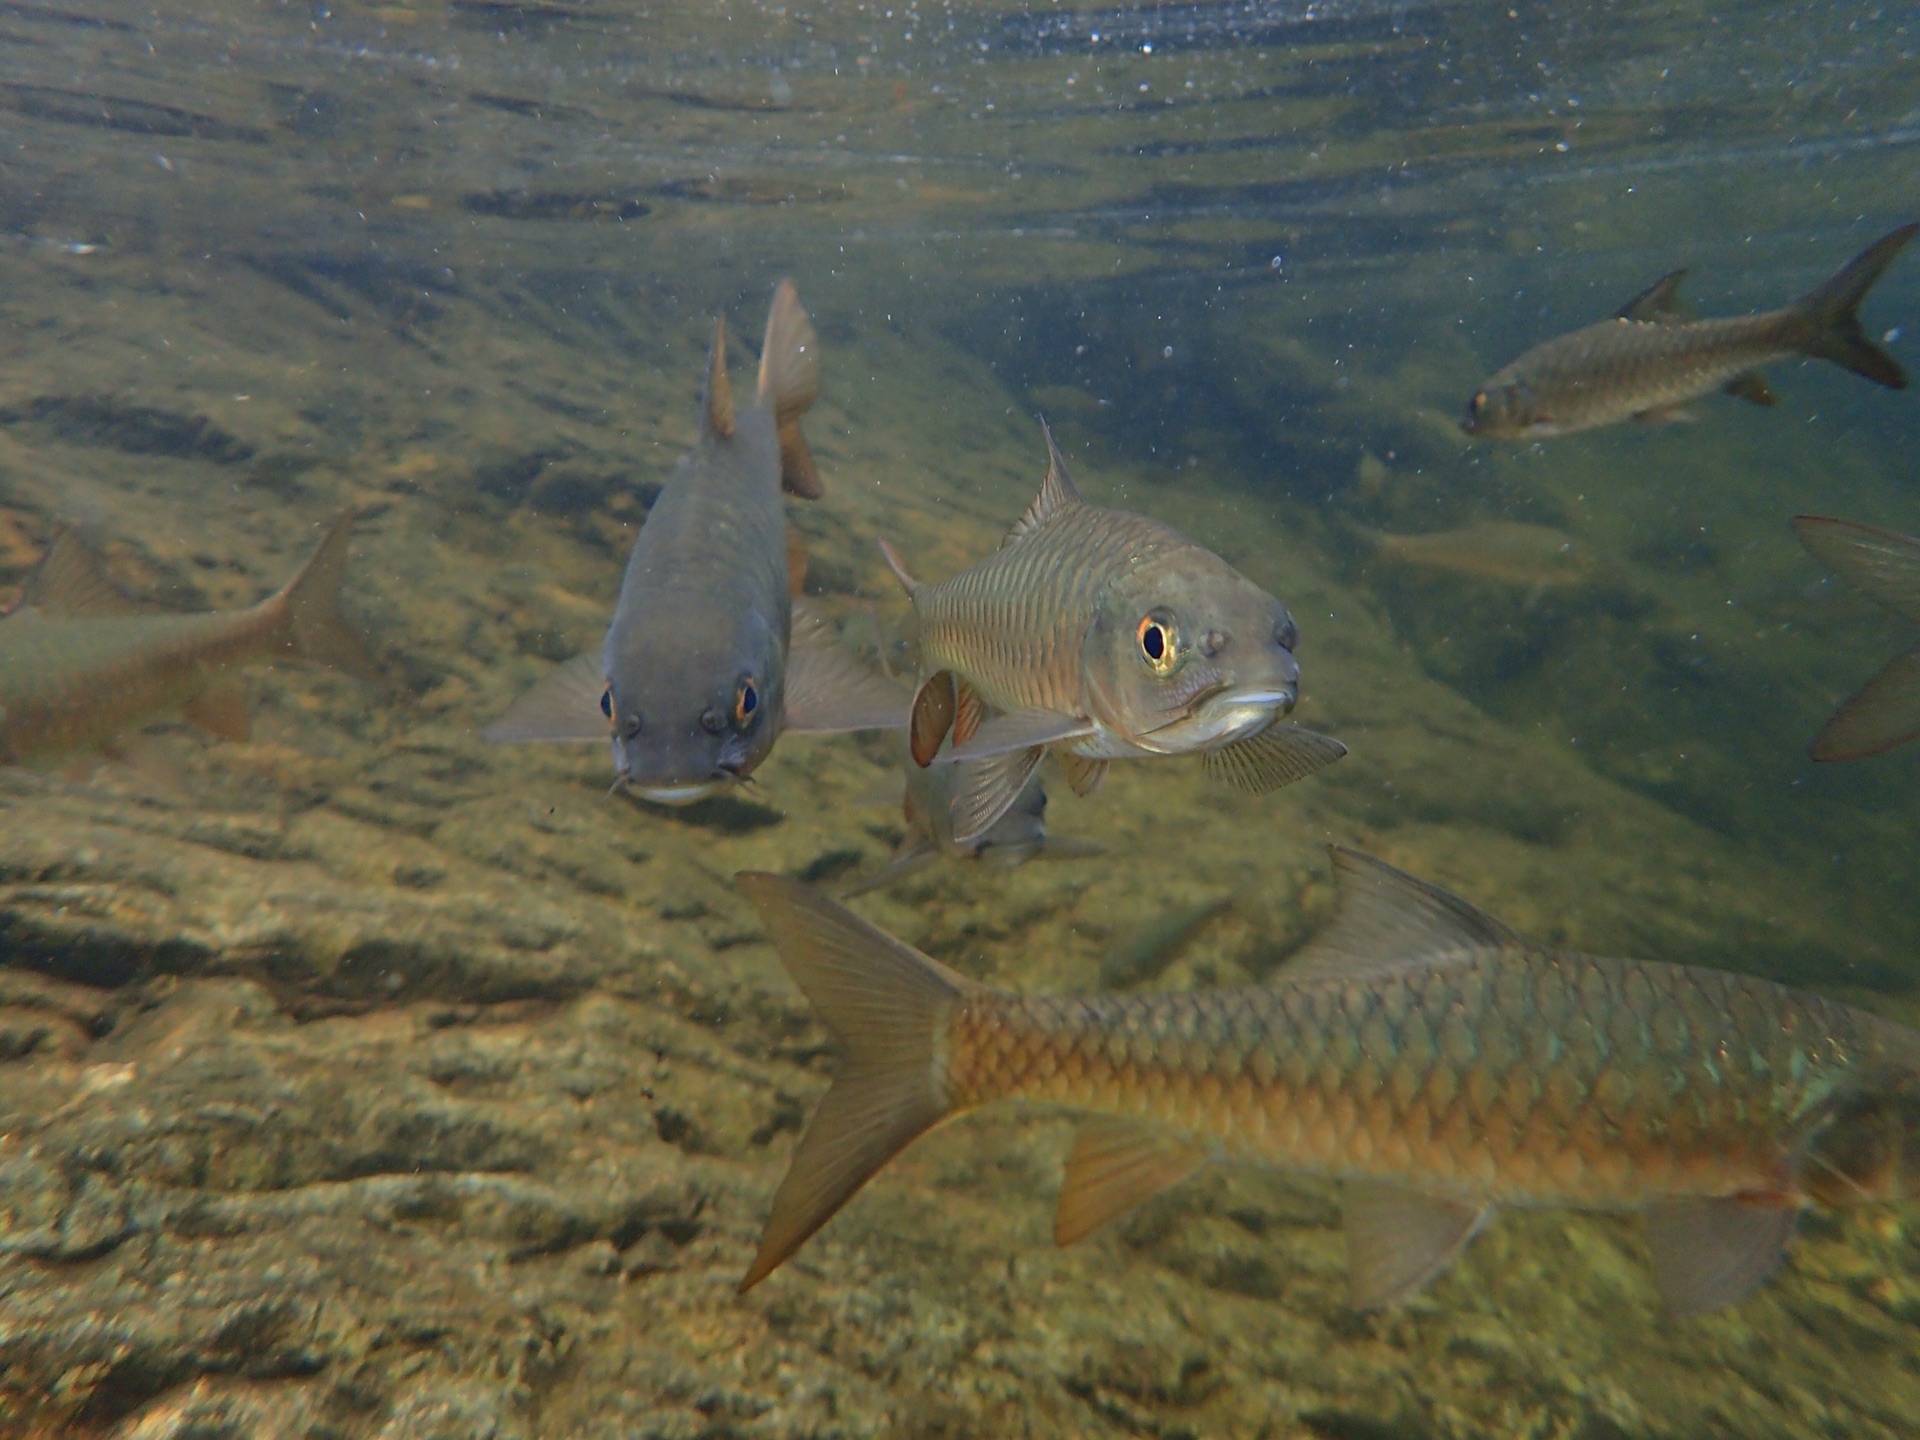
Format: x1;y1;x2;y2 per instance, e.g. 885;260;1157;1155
1004;418;1085;545
22;527;143;617
1616;269;1692;324
702;316;735;440
1279;846;1522;982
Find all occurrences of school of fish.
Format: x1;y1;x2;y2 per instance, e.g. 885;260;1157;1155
6;240;1919;1327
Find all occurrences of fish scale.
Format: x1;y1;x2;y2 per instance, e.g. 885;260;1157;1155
944;949;1877;1207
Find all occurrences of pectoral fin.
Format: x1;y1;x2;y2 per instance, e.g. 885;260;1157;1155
839;838;937;898
1202;723;1347;794
181;678;251;743
909;671;957;767
1643;1195;1797;1313
483;653;609;744
1055;1118;1209;1246
949;746;1046;846
1343;1182;1488;1309
783;600;912;734
943;708;1096;763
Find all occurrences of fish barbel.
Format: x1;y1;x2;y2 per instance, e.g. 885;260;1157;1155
1463;223;1915;438
0;513;377;761
736;848;1920;1311
485;280;907;802
880;420;1345;845
1794;514;1920;761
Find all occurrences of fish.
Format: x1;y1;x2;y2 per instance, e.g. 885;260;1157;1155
1359;520;1604;590
734;848;1920;1312
1097;893;1232;989
1794;515;1920;761
484;280;908;803
879;420;1345;845
0;513;377;762
841;742;1104;897
1462;223;1916;438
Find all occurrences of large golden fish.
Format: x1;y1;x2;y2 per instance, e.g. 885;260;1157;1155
882;421;1344;844
736;849;1920;1312
1463;224;1914;438
0;513;376;761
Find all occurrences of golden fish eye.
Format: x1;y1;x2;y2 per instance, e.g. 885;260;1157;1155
1471;391;1488;411
734;676;760;726
1136;613;1178;675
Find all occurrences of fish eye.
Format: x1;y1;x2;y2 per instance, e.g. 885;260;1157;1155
599;685;614;723
733;676;760;727
1135;612;1179;676
1471;391;1488;412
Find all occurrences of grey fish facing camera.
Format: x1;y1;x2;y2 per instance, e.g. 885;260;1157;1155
486;280;908;802
0;513;378;762
1463;224;1915;439
1795;515;1920;761
881;420;1345;844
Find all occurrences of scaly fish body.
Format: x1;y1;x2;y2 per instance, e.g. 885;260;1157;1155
885;422;1344;843
1464;224;1915;438
737;849;1920;1311
1365;520;1599;589
484;281;907;803
0;515;373;762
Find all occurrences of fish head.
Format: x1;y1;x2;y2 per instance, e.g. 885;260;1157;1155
1082;545;1301;755
1461;378;1552;438
603;617;784;805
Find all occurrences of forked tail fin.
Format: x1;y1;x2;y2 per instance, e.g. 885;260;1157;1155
758;278;824;498
275;512;381;683
1792;223;1917;389
733;873;978;1290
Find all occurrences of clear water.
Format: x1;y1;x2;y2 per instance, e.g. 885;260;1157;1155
1;2;1917;1436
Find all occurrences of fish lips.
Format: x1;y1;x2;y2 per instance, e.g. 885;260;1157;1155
610;733;756;806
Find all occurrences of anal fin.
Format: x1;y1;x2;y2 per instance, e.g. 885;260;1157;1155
1343;1181;1488;1309
1724;370;1778;407
1202;723;1347;794
1643;1194;1798;1313
181;677;251;743
1056;752;1108;797
1055;1117;1208;1246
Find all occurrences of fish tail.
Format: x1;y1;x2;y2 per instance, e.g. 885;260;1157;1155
274;512;382;683
733;872;978;1291
1791;223;1917;389
757;278;824;498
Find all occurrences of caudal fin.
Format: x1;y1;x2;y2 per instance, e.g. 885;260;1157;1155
1792;223;1917;389
733;873;976;1290
757;278;823;498
276;512;381;683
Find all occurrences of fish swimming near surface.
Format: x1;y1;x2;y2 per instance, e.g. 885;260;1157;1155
735;848;1920;1312
1358;520;1605;591
880;420;1346;845
1794;514;1920;761
842;741;1104;897
485;280;908;803
1462;223;1916;439
0;513;377;762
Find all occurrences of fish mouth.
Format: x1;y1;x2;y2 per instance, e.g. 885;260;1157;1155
630;777;732;806
1137;681;1296;753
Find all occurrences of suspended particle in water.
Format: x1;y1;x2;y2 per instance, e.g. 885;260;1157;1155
1270;255;1283;269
